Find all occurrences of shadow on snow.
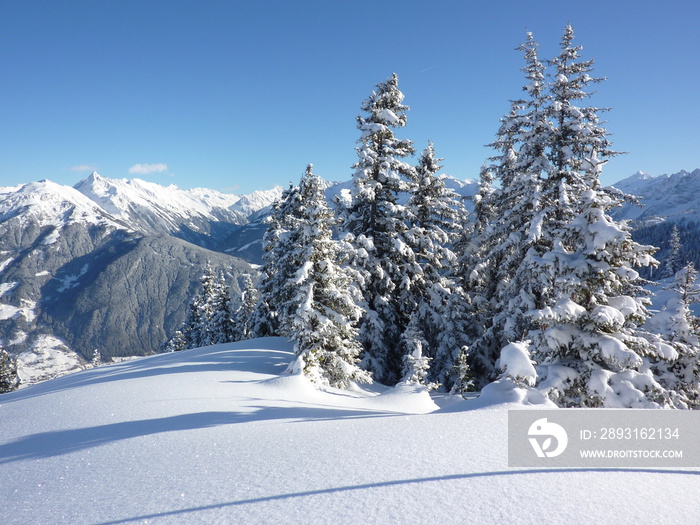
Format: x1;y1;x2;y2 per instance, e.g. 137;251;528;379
0;403;394;464
96;467;700;524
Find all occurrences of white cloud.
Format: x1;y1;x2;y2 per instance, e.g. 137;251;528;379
70;164;98;173
128;163;168;175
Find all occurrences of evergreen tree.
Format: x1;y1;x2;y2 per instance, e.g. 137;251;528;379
401;329;434;388
461;25;677;407
174;264;235;349
451;346;474;396
402;141;470;388
529;187;666;407
233;274;258;341
90;348;101;368
652;263;700;407
460;32;549;386
180;264;215;349
286;165;370;388
165;330;186;352
526;25;672;407
205;271;236;345
337;73;417;384
0;345;20;393
662;225;683;278
251;183;303;337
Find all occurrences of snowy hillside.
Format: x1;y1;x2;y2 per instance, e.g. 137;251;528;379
1;338;697;524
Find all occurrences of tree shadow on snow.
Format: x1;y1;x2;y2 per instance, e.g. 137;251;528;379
96;467;700;524
0;404;393;464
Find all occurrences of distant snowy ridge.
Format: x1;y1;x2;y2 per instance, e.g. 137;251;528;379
74;172;282;234
0;179;125;231
610;168;700;222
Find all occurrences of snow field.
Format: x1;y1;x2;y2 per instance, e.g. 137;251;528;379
1;338;698;524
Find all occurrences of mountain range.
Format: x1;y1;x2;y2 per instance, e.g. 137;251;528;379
610;168;700;223
1;169;697;384
0;174;283;382
609;168;700;278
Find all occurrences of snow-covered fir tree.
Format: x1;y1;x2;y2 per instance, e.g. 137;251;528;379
286;165;371;388
402;141;470;389
451;347;474;396
90;348;101;368
451;164;497;393
337;73;418;385
251;183;303;338
650;263;700;407
232;274;258;342
165;330;186;352
662;224;683;278
529;187;669;407
400;329;434;389
181;263;217;348
455;26;680;407
460;32;549;387
175;264;235;350
525;25;674;407
0;345;20;393
205;272;236;345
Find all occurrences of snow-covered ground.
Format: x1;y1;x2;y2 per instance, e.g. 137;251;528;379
1;338;697;524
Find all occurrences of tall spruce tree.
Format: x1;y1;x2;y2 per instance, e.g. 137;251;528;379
176;264;235;349
181;263;217;348
233;274;258;341
662;225;683;278
251;183;303;337
286;165;370;388
461;32;549;387
458;26;678;407
206;271;236;345
452;164;496;392
402;141;470;388
338;73;418;384
525;25;672;407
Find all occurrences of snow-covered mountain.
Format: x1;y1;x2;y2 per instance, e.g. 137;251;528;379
0;175;279;382
73;172;282;248
0;338;696;524
609;168;700;277
0;178;126;231
611;168;700;223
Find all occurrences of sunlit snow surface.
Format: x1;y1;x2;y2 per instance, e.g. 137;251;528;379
1;338;698;524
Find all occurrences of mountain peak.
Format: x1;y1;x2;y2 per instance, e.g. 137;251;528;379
86;171;106;184
632;170;652;180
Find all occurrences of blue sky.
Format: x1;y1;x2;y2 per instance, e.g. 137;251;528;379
0;0;698;194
